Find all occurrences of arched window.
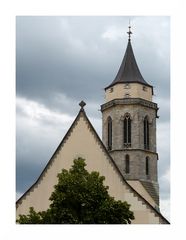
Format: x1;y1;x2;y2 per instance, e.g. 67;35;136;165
123;113;131;147
125;154;130;174
146;157;149;175
144;116;149;150
107;117;112;150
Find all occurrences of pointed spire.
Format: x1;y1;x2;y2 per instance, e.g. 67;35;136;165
105;25;152;90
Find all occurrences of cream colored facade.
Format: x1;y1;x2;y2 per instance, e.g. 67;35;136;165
16;109;168;224
105;83;152;102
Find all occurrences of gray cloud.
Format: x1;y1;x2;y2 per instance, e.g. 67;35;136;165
16;16;170;219
16;16;170;106
16;160;44;194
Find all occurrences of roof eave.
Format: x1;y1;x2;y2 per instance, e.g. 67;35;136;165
104;81;154;92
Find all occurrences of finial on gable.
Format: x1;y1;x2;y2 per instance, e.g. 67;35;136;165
79;100;86;110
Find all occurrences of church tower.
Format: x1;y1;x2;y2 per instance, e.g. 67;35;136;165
101;26;159;209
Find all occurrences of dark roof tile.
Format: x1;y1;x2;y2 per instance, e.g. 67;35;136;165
105;40;152;90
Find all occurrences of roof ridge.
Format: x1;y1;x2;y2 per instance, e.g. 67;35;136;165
16;108;83;205
81;110;169;224
16;107;169;223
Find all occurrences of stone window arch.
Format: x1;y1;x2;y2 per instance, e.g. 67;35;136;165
107;116;112;150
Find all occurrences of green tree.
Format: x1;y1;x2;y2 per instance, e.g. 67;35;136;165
17;158;134;224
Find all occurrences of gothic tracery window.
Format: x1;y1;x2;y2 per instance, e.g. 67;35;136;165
107;116;112;150
144;116;150;150
123;113;131;148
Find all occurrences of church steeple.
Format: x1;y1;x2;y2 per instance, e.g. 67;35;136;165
101;26;159;208
105;25;152;91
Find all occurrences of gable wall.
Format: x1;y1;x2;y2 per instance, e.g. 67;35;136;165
16;113;162;223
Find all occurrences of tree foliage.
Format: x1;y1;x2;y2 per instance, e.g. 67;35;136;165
17;158;134;224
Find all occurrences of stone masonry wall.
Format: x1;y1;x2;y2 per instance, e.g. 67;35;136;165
102;103;157;152
101;99;158;184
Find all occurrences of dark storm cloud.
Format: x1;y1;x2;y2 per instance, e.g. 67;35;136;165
16;160;44;194
16;16;170;112
16;17;170;219
16;122;62;194
16;16;120;106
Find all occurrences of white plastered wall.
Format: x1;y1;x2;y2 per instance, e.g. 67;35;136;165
16;112;161;224
105;83;152;102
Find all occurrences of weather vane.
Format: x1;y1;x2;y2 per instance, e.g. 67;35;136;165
127;20;132;41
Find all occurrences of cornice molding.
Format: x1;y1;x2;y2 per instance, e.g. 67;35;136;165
109;148;158;158
101;98;158;112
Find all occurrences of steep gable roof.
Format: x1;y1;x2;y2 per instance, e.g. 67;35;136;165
16;106;169;224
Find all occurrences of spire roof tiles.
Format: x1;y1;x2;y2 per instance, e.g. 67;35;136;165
105;38;153;90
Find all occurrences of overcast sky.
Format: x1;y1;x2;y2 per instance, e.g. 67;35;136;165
16;16;170;220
